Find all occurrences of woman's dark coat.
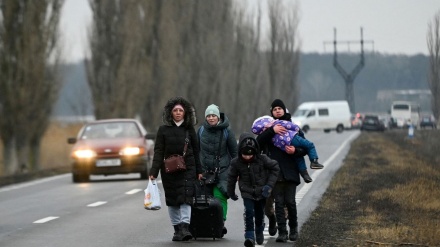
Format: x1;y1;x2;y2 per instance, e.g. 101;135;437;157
227;133;279;200
150;97;202;206
198;112;238;196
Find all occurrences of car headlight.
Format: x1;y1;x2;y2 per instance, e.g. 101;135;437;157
119;147;142;156
73;149;96;159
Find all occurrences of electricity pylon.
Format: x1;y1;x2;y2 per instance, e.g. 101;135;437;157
325;28;373;113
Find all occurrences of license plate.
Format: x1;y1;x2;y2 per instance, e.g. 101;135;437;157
96;159;121;167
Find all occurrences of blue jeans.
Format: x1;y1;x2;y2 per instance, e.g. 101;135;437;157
291;135;319;171
273;181;297;229
168;203;191;225
243;198;266;232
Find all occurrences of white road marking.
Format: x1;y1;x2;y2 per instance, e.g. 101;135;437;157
125;189;143;194
87;201;107;207
33;216;59;224
296;131;359;205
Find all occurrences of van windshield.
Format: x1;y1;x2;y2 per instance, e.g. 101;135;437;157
293;109;308;117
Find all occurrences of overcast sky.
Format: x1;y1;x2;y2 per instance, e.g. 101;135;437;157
60;0;440;63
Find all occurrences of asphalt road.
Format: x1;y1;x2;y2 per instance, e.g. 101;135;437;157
0;130;360;247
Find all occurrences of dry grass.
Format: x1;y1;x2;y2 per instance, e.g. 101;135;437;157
0;122;83;185
39;122;83;169
297;129;440;247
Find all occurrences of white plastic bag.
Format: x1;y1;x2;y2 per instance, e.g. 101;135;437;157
144;179;161;210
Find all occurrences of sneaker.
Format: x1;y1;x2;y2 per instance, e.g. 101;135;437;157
299;170;312;183
289;227;298;241
244;238;255;247
275;228;288;243
276;233;288;242
310;159;324;169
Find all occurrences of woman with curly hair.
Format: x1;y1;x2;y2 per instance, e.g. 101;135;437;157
149;96;203;241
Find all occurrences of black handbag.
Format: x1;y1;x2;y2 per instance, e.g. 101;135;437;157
164;131;189;174
203;167;219;185
203;130;224;184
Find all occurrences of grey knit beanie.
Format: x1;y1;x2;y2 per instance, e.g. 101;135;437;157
205;104;220;118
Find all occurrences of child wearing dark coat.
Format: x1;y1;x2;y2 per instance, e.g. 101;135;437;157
227;132;280;247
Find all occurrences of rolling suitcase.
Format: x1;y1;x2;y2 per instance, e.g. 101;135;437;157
189;180;224;240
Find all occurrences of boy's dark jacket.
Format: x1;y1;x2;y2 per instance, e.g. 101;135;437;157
227;133;279;200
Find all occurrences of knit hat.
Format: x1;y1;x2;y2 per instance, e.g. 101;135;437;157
240;138;258;155
270;99;286;113
205;104;220;118
172;104;184;111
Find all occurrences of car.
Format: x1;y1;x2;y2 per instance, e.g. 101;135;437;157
67;119;154;183
360;115;386;132
419;115;437;129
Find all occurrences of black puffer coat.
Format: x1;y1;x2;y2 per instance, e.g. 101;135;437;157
150;97;202;206
198;112;238;196
227;133;279;200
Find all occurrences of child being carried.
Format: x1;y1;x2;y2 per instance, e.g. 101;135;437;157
251;115;324;183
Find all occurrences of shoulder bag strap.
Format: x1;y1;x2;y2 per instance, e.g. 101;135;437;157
214;130;224;171
182;130;189;157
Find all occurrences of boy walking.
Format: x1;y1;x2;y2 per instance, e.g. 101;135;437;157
227;133;279;247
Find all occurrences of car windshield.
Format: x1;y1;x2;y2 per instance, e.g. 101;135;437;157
293;109;308;117
80;122;141;139
364;116;379;123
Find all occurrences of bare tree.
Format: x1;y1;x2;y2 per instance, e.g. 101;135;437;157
427;10;440;121
266;0;301;111
0;0;64;175
84;0;301;135
140;0;237;131
227;4;264;133
86;0;148;120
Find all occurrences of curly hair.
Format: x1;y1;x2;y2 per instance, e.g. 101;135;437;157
162;96;197;127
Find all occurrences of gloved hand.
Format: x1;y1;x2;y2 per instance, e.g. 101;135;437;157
229;194;239;201
262;185;272;198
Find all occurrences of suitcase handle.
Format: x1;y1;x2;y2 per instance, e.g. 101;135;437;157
194;178;209;205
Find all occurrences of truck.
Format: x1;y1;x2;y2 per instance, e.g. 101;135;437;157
291;100;351;133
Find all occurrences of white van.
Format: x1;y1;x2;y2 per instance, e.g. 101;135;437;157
291;101;351;133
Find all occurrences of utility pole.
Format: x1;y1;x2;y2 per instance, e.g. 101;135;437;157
324;28;373;113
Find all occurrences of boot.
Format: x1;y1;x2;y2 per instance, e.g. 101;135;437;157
276;226;288;243
179;223;192;241
255;223;265;245
268;214;277;236
172;225;182;241
244;231;255;247
299;170;313;183
310;159;324;169
289;226;298;241
222;226;227;237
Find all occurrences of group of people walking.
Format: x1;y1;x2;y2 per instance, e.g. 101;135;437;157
149;96;323;246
